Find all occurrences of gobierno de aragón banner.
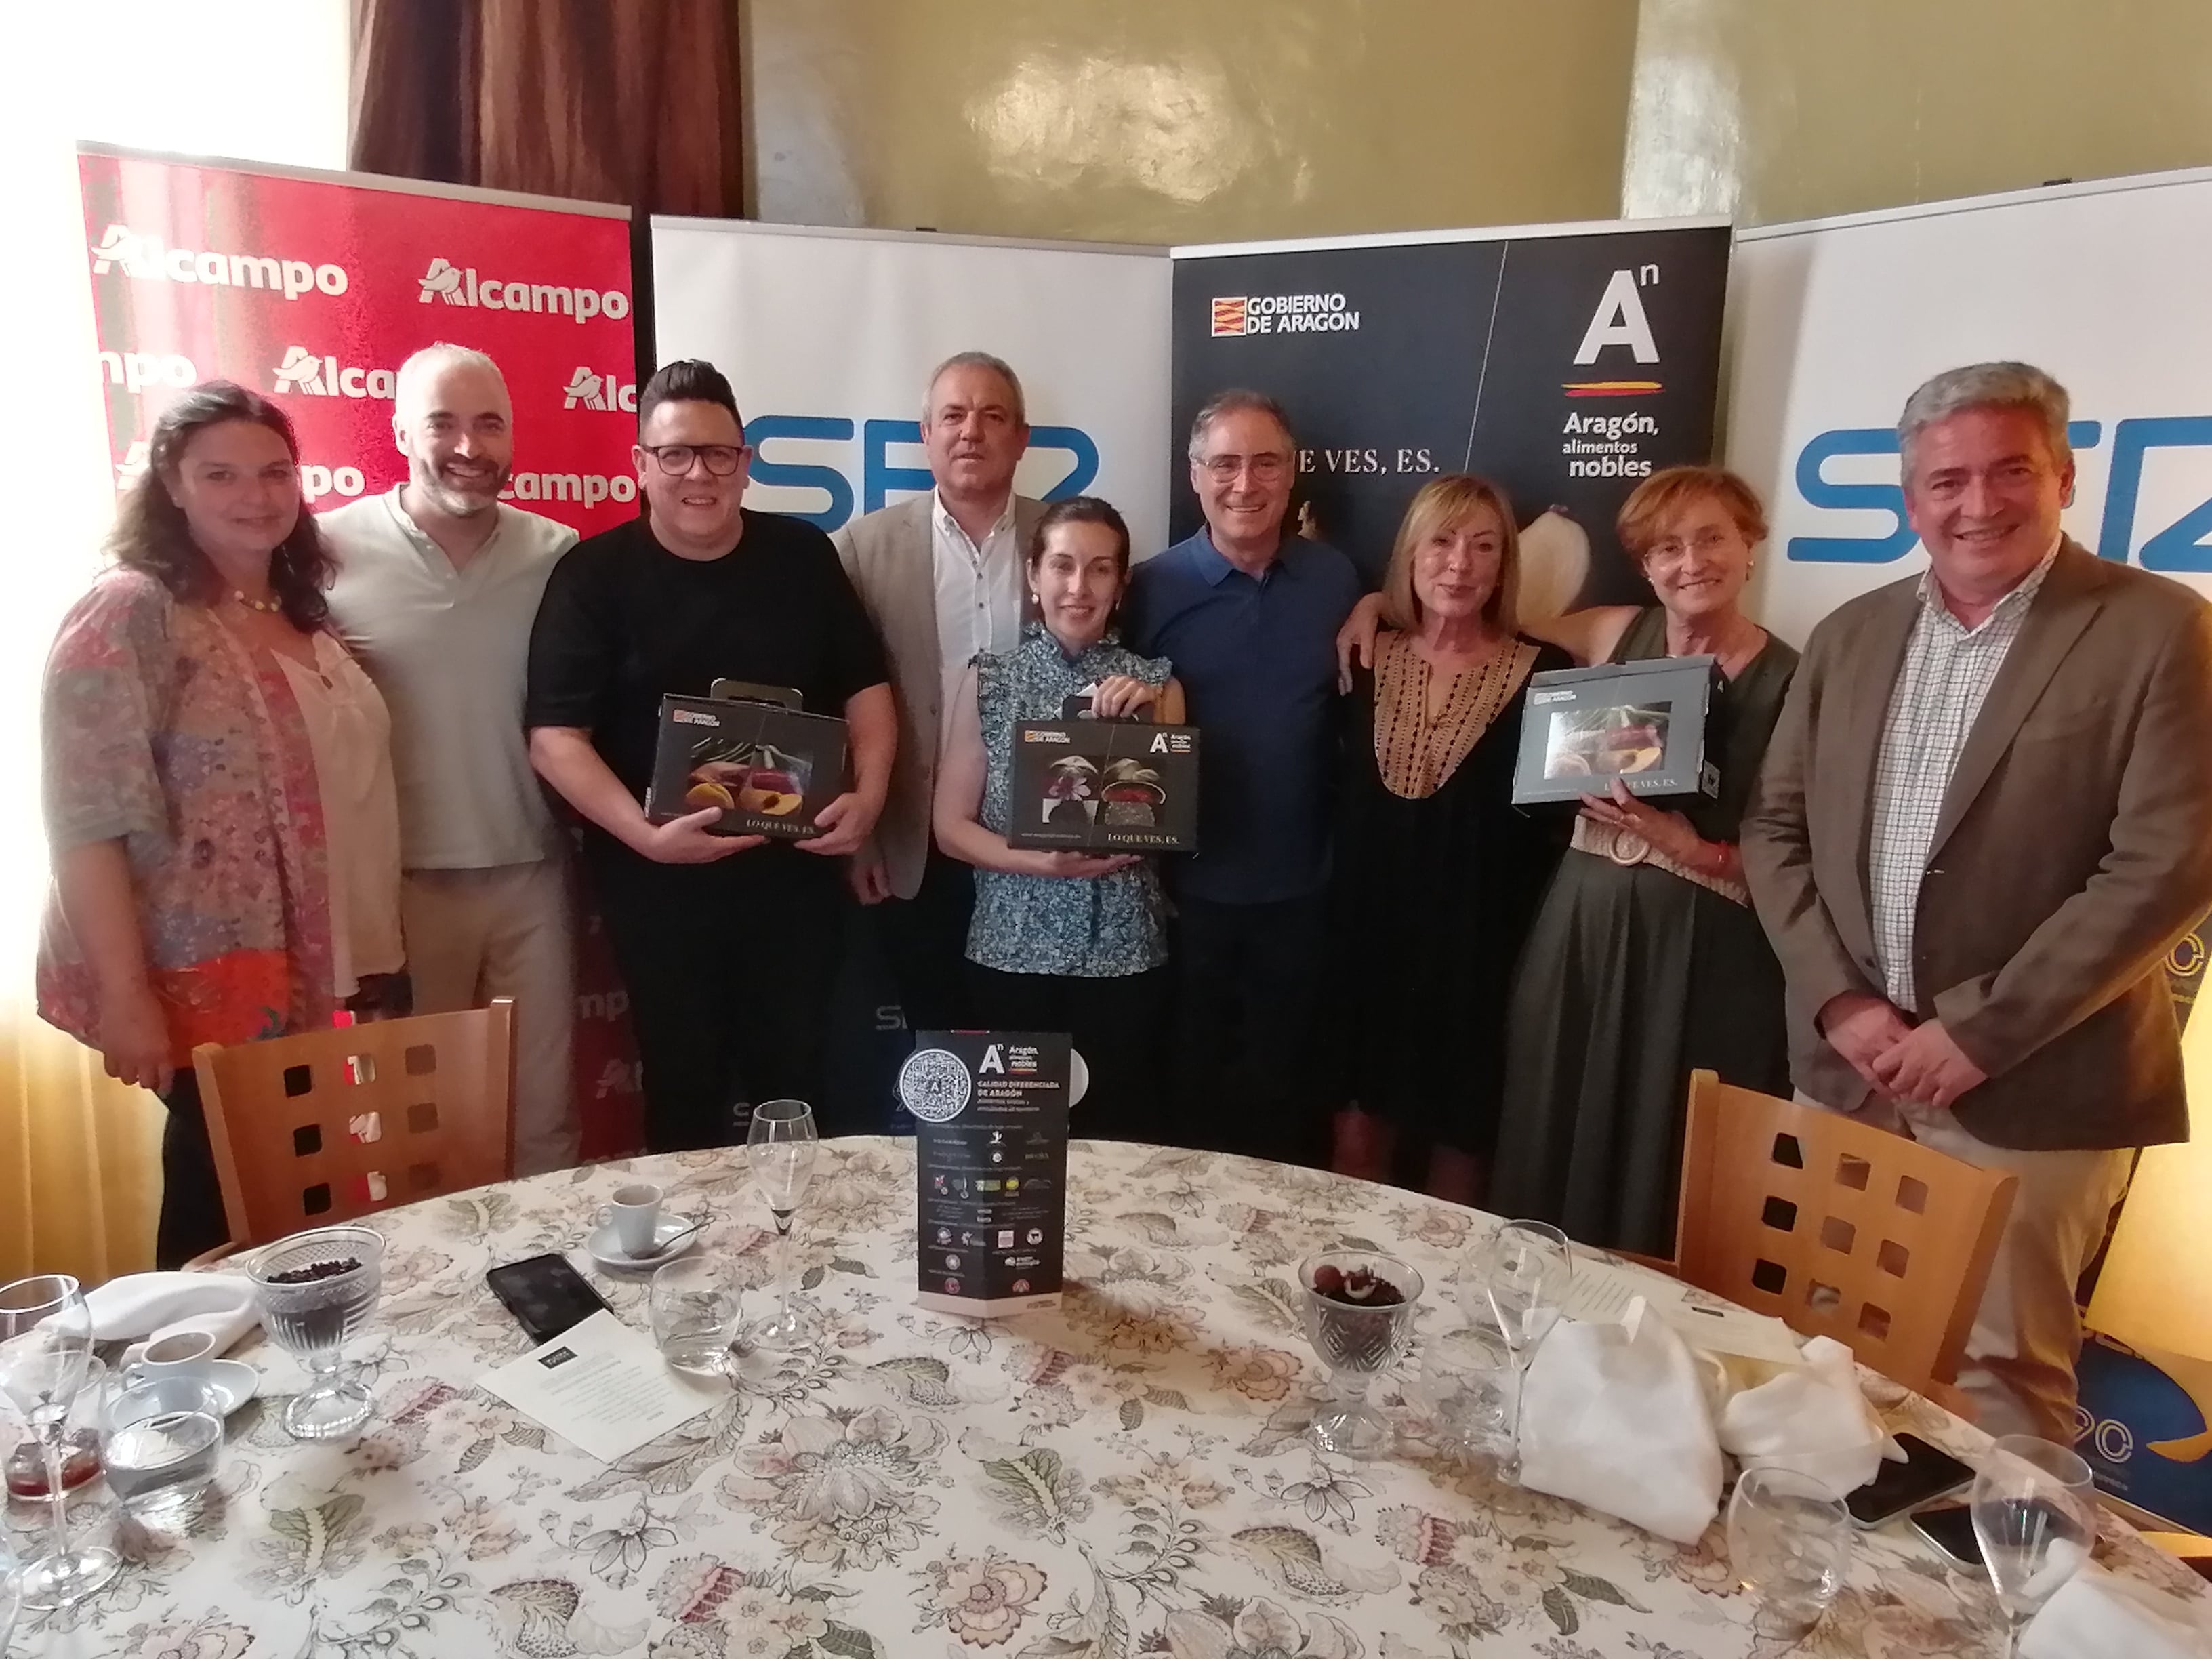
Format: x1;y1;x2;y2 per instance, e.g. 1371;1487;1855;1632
1168;218;1734;608
77;143;644;1154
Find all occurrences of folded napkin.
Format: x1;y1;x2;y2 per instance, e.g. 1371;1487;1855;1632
2021;1557;2212;1659
1519;1298;1725;1543
1719;1334;1899;1498
84;1271;260;1356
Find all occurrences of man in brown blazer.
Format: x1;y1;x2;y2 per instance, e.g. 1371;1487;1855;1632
832;352;1044;1030
1744;361;2212;1439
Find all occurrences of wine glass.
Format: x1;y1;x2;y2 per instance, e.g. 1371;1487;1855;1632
1727;1466;1853;1633
1298;1250;1425;1459
1971;1434;2095;1655
248;1224;386;1439
744;1099;820;1349
1467;1219;1571;1484
0;1275;119;1607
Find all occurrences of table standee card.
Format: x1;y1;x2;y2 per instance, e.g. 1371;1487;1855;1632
901;1031;1071;1318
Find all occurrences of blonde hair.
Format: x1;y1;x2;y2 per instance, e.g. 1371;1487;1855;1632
1380;474;1520;634
1616;465;1768;558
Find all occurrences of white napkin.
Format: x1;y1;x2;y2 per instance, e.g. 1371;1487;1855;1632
83;1271;260;1356
1519;1297;1725;1544
2021;1557;2212;1659
1718;1334;1898;1497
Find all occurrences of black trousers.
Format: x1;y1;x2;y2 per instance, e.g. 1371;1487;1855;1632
1168;893;1331;1166
590;845;851;1151
966;962;1171;1145
874;850;979;1034
156;1069;230;1270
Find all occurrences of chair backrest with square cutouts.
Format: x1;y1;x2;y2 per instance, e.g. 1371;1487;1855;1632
193;1000;515;1249
1672;1070;2018;1399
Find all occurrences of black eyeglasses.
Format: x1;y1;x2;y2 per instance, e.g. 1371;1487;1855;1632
641;443;746;476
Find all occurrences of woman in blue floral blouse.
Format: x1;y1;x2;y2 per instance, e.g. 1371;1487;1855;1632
934;497;1186;1141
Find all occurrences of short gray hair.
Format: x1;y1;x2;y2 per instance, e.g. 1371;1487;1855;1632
1898;361;2072;476
394;342;507;419
924;351;1025;426
1187;388;1296;462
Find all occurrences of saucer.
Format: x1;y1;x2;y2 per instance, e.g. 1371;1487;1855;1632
588;1217;701;1271
207;1359;260;1414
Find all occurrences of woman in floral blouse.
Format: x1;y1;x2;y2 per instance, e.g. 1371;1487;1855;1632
40;382;404;1266
933;497;1186;1142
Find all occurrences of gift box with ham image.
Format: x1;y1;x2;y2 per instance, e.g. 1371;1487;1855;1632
1512;654;1722;806
644;693;851;840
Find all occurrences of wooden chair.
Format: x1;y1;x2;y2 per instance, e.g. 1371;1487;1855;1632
191;999;516;1254
1661;1069;2018;1407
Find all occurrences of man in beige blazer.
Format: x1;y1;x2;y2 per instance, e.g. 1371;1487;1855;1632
832;352;1044;1030
1744;361;2212;1439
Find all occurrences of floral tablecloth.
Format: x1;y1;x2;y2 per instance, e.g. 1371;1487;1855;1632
12;1139;2207;1659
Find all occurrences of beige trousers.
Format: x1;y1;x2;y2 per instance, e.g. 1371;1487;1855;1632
1803;1090;2131;1439
401;860;578;1177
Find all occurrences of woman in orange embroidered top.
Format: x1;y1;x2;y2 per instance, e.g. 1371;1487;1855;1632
1325;475;1571;1203
39;382;404;1267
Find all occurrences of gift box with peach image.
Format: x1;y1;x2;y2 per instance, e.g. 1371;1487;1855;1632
644;693;851;840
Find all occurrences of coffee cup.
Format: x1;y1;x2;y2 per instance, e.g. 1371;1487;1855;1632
596;1183;664;1257
121;1328;220;1387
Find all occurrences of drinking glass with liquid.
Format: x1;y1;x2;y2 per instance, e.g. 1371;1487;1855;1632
100;1373;224;1522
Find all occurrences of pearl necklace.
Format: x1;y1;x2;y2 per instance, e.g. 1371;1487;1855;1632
230;589;281;615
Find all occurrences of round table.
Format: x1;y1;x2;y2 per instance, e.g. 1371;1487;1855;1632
12;1138;2207;1658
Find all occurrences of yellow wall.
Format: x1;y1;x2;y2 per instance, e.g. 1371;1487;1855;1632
1625;0;2212;226
742;0;1639;244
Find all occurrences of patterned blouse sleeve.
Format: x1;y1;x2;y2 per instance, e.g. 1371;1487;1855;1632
41;573;175;855
1135;651;1173;689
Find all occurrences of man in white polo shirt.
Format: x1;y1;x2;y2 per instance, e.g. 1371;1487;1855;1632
323;343;581;1174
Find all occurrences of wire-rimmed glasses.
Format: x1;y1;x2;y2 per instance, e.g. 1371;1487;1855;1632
0;1275;119;1607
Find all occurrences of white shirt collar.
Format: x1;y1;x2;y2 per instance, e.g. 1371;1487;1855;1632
1916;531;2063;629
933;488;1016;543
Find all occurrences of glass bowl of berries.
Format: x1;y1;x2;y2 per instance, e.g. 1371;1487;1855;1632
248;1225;386;1441
1299;1250;1424;1458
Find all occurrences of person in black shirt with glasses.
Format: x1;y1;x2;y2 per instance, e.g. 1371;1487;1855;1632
527;360;895;1151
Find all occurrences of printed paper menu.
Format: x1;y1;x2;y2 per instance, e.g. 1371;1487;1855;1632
902;1031;1071;1318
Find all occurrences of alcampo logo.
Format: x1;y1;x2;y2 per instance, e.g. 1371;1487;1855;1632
1210;292;1359;337
98;349;197;394
272;346;397;401
419;258;629;324
89;224;346;300
501;471;637;509
562;367;638;411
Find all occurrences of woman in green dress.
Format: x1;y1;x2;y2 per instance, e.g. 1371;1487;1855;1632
1488;466;1799;1256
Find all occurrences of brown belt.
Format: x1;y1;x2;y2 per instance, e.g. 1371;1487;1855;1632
1570;815;1750;908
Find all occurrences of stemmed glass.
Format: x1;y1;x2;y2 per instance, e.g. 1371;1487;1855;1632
1467;1218;1571;1484
744;1099;820;1349
249;1224;386;1439
1971;1434;2095;1656
1727;1466;1853;1634
1298;1250;1425;1459
0;1275;119;1607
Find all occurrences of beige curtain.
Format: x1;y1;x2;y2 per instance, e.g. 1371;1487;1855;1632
0;993;163;1286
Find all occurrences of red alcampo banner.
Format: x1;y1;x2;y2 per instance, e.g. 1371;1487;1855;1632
78;146;646;1157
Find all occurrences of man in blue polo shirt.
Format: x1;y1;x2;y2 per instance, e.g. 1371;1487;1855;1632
1123;389;1363;1164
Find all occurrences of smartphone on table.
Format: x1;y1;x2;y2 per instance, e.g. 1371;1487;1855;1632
1845;1433;1975;1528
1906;1502;1985;1569
486;1253;609;1345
